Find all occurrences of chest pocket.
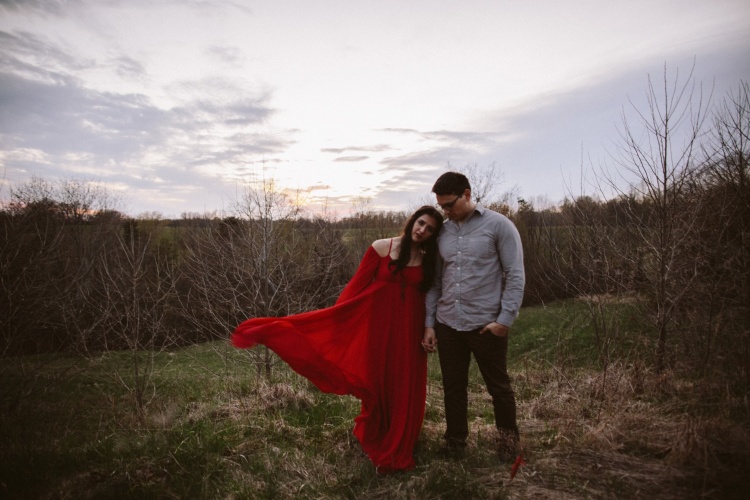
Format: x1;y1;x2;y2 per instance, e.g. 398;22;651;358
467;233;495;258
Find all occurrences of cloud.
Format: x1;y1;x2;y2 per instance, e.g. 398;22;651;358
333;156;368;162
2;0;747;218
379;127;419;135
0;29;291;216
467;47;750;202
0;0;84;16
419;130;500;146
321;144;393;154
201;100;271;127
349;44;750;211
0;31;280;156
206;45;244;65
0;0;246;17
380;128;502;147
0;72;171;156
0;30;94;79
374;128;505;167
380;147;475;169
113;55;147;80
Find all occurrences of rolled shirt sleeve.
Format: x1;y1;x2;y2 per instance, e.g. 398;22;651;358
494;214;525;327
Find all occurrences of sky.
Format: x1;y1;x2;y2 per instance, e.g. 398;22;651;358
1;0;749;218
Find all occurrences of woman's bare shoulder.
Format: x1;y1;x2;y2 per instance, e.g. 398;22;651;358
371;237;397;258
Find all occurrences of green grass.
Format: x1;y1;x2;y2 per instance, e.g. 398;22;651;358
1;301;747;499
510;298;644;370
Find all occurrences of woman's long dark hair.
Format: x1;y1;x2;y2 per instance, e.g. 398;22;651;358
388;205;444;292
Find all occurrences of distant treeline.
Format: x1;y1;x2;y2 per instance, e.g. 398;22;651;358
1;78;748;389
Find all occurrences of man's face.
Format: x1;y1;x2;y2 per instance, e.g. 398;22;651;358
436;190;470;221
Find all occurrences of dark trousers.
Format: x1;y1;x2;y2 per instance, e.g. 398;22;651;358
435;321;518;446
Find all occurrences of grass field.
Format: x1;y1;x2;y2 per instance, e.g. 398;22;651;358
1;300;748;499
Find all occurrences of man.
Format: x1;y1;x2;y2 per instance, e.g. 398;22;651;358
423;171;525;461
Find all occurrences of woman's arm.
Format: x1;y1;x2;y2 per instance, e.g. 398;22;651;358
335;245;381;305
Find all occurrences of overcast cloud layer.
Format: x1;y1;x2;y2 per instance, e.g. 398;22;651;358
1;0;749;217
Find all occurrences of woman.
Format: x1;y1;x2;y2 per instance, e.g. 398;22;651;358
231;206;443;473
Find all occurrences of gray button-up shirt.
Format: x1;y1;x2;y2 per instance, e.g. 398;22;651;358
425;204;525;331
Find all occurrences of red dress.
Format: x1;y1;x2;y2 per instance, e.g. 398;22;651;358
231;244;428;472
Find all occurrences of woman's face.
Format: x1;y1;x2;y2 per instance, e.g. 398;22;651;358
411;214;439;244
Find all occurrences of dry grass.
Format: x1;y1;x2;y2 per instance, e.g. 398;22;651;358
2;341;748;499
197;362;750;498
505;363;750;499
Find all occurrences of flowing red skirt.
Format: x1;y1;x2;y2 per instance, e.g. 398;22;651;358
231;247;427;472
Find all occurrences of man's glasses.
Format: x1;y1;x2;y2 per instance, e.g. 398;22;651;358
438;195;461;210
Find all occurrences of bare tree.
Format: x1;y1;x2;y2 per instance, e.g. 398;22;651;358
450;161;514;206
705;81;749;284
1;177;121;353
92;218;177;421
606;64;711;372
350;196;375;257
692;80;750;381
528;192;641;375
179;177;349;378
0;177;123;411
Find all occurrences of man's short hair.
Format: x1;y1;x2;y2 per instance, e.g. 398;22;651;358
432;171;471;196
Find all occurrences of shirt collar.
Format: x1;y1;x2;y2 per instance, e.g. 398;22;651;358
446;203;485;228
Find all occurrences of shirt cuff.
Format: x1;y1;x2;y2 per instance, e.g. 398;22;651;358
497;310;517;328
